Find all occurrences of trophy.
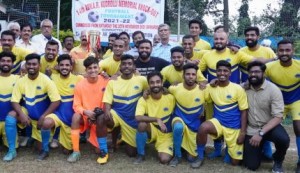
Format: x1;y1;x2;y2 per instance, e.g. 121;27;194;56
87;30;101;57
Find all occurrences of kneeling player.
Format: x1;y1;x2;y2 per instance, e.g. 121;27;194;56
6;53;61;161
97;54;148;164
169;63;206;167
40;54;83;159
134;71;175;164
67;57;109;163
193;60;248;168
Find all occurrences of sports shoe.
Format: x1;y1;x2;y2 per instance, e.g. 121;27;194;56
191;158;204;169
97;150;108;164
133;155;145;164
50;139;59;148
169;156;181;167
272;161;283;173
3;150;17;161
67;152;81;163
37;151;49;161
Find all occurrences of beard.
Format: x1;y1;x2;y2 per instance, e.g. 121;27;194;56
150;86;162;94
248;76;264;86
214;44;226;51
0;66;12;73
246;39;258;48
139;51;151;60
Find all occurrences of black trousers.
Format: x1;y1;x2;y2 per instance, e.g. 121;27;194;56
243;124;290;171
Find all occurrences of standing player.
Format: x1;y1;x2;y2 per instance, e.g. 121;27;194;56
40;40;59;76
134;71;175;164
99;39;125;76
97;54;148;164
265;40;300;173
240;26;276;82
182;35;209;65
0;52;19;161
0;30;31;74
161;46;206;85
188;19;211;52
102;33;119;59
67;57;109;163
168;63;206;167
5;53;61;161
193;60;248;168
39;54;83;159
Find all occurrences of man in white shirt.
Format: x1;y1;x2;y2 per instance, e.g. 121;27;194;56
16;23;39;53
32;19;62;55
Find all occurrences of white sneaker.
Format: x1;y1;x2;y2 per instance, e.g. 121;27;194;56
50;139;59;148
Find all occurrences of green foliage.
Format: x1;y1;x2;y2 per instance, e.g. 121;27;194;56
237;0;251;36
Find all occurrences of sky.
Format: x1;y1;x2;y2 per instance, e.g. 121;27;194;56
203;0;281;29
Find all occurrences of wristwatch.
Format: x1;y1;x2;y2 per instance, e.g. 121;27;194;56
258;130;264;137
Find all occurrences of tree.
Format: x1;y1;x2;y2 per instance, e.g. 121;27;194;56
237;0;251;36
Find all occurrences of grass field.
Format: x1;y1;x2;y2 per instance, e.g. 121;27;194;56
0;125;297;173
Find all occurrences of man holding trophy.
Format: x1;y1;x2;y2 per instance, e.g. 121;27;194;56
70;30;101;75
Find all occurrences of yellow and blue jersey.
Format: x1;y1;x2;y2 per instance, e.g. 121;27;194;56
0;46;31;74
161;65;206;85
40;56;59;75
103;76;148;128
194;39;211;52
51;74;83;126
206;83;248;129
199;48;253;83
169;83;206;132
240;46;276;82
11;73;61;120
265;59;300;105
99;56;121;76
136;94;175;132
0;75;19;121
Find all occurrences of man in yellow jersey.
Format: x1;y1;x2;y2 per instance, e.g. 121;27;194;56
40;40;59;76
97;54;148;164
193;60;248;168
134;71;175;164
99;39;125;76
265;40;300;173
40;54;83;159
161;46;206;85
182;35;209;65
200;31;274;84
5;53;61;161
0;30;31;74
102;33;119;59
0;52;19;161
188;19;211;52
240;26;276;82
168;63;207;167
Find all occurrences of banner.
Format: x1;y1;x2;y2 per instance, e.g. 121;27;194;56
72;0;165;44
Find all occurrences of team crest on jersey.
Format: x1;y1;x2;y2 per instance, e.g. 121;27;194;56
226;95;232;99
36;86;42;90
134;86;139;90
69;84;75;88
225;58;231;62
237;151;243;155
163;107;169;111
195;98;200;102
295;74;300;78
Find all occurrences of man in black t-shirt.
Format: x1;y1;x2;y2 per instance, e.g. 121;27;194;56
135;39;170;76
